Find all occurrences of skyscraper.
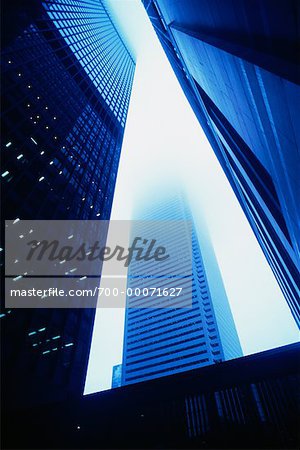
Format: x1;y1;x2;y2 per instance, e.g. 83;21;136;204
142;0;300;327
1;0;135;408
121;195;242;385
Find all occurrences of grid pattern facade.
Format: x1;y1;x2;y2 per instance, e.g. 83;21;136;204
2;3;135;221
1;0;135;409
143;0;300;327
121;197;241;385
42;0;134;127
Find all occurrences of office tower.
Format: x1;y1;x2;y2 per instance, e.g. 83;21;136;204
2;0;135;220
143;0;300;327
3;343;300;450
121;196;242;385
1;0;135;408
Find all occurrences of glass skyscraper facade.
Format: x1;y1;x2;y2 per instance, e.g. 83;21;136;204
1;0;135;409
143;0;300;327
121;196;242;385
42;0;133;127
2;0;134;221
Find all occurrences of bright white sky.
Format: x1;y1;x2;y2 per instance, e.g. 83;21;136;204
84;0;299;395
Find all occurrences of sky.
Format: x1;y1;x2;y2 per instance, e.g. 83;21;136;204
84;0;299;395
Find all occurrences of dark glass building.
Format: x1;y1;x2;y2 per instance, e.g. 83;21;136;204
3;343;300;449
121;196;242;385
142;0;300;327
1;0;135;409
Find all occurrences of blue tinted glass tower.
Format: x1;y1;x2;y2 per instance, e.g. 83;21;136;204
1;0;135;408
2;0;135;221
143;0;300;327
112;364;122;389
121;196;242;385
